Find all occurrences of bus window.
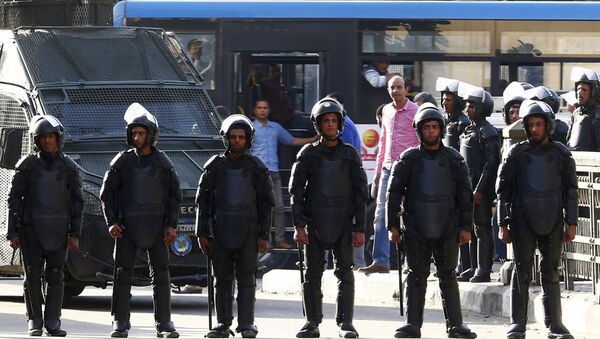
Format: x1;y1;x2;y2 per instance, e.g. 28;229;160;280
422;61;491;94
177;33;216;90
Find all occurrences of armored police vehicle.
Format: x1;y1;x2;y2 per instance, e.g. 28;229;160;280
0;27;222;300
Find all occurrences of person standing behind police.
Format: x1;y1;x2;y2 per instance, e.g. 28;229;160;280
566;66;600;151
524;86;569;145
387;103;477;339
497;100;577;339
251;99;317;249
100;103;182;338
456;84;500;283
7;115;82;337
196;114;274;338
359;76;419;275
290;98;368;338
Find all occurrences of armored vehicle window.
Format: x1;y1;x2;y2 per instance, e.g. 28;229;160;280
13;27;196;84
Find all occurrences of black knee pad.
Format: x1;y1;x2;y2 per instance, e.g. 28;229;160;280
514;262;532;283
540;270;560;285
236;274;255;288
45;266;64;284
436;270;457;287
334;267;354;285
474;225;491;240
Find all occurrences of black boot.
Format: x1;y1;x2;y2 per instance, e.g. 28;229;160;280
470;225;493;283
44;319;67;337
335;267;355;332
28;319;43;336
543;283;573;339
506;323;526;339
156;321;179;338
206;323;234;338
338;323;358;338
458;243;471;274
456;268;475;282
447;324;477;339
438;273;477;339
110;320;131;338
237;324;258;338
296;321;320;338
394;324;421;338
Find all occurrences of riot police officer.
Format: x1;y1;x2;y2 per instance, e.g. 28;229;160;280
195;114;274;338
566;66;600;151
290;98;368;338
524;86;569;145
502;82;533;126
387;103;477;339
7;115;83;337
497;100;578;339
100;103;182;338
436;77;469;150
457;83;500;283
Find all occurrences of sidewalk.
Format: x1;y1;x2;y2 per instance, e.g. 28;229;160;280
261;263;600;336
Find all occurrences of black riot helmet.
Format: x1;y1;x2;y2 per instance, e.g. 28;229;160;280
571;66;600;105
520;99;556;141
220;114;254;150
458;82;494;118
412;103;446;143
29;115;65;151
310;97;345;139
435;77;465;112
413;92;438;107
502;81;533;125
124;103;159;147
525;86;560;113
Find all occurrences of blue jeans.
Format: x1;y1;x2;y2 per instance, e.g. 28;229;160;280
371;168;391;268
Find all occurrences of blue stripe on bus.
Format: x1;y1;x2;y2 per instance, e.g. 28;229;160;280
114;1;600;26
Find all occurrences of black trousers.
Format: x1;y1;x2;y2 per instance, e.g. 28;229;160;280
20;227;68;322
112;234;171;323
211;235;259;329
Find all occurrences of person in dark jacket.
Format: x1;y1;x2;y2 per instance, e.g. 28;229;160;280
497;100;577;339
290;98;368;338
100;103;182;338
196;114;274;338
566;66;600;151
7;115;83;337
387;103;476;339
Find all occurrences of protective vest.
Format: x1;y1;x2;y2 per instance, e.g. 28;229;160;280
460;127;484;184
407;155;455;240
306;157;352;249
23;159;70;252
213;165;257;250
444;113;469;150
567;108;598;151
517;151;562;236
120;162;166;249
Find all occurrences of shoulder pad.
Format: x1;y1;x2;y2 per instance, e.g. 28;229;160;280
399;146;421;161
15;154;36;171
481;122;499;139
341;144;361;164
505;141;529;161
109;150;132;170
459;113;470;125
155;150;175;169
550;141;572;157
202;154;223;171
443;146;464;161
61;154;81;172
247;154;268;171
555;120;569;133
296;143;317;160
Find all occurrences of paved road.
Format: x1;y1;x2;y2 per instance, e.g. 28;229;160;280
0;277;563;339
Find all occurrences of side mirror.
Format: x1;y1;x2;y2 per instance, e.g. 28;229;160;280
0;127;26;169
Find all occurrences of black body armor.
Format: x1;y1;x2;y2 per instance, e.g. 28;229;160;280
444;112;470;151
566;105;600;151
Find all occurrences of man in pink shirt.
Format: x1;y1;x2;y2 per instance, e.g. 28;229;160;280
359;76;419;274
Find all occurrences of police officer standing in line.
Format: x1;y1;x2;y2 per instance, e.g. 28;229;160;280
436;77;471;276
195;114;274;338
524;86;569;145
457;83;500;283
100;103;181;338
502;82;533;127
387;103;477;339
497;100;578;339
290;98;368;339
566;66;600;151
7;115;83;337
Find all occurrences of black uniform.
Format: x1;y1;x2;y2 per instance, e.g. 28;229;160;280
289;141;368;337
195;152;274;336
497;141;577;338
100;148;182;330
387;144;475;337
444;112;470;151
551;120;569;145
7;152;83;334
459;120;500;281
566;103;600;151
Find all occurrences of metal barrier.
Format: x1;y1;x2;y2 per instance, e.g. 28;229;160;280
564;151;600;303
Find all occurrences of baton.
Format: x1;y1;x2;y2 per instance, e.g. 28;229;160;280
298;244;305;316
